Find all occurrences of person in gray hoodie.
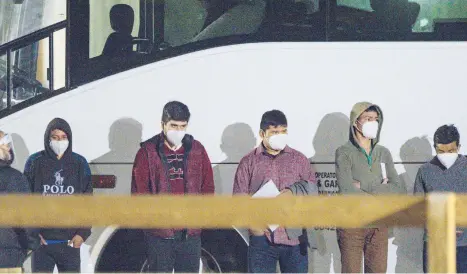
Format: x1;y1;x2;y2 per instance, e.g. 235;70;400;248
335;102;406;273
413;124;467;273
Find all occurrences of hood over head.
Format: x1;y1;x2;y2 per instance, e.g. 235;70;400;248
44;118;72;159
349;102;383;147
0;146;14;168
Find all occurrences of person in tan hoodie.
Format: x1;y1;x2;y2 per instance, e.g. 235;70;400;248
335;102;406;273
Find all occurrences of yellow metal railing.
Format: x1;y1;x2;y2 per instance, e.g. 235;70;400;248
0;193;464;273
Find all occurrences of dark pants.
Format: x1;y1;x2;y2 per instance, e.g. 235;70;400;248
0;248;26;268
32;244;80;273
145;233;201;273
337;228;388;273
423;242;467;273
248;235;308;273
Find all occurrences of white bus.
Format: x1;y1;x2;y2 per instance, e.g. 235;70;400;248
1;0;467;272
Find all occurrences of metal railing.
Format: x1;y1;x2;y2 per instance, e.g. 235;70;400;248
0;193;464;273
0;20;68;110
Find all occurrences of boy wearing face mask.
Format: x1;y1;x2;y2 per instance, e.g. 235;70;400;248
132;101;214;273
335;102;405;273
24;118;92;273
233;110;318;273
414;124;467;273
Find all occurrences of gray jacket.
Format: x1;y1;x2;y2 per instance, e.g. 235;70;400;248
286;180;319;249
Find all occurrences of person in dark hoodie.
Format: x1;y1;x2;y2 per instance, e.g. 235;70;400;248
132;101;215;273
0;131;40;268
335;102;406;273
24;118;92;273
414;124;467;273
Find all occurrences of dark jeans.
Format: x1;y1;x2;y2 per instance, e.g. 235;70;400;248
32;243;80;273
0;248;26;268
423;241;467;273
248;235;308;273
145;233;201;273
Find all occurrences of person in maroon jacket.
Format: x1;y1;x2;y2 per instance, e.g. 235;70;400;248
131;101;215;273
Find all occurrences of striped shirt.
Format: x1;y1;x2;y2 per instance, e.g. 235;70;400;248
233;145;315;246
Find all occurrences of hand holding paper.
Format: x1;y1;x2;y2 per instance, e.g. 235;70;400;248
252;180;280;232
381;163;388;184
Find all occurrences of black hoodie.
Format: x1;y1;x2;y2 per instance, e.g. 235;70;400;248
24;118;92;241
0;148;40;251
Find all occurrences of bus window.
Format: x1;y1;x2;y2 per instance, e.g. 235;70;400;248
71;0;467;87
86;0;324;60
89;0;141;59
0;39;52;110
0;0;66;45
164;0;207;47
335;0;467;34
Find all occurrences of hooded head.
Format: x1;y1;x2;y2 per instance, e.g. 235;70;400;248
349;102;384;147
44;118;72;159
0;131;14;167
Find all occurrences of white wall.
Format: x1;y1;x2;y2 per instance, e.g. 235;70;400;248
1;42;466;273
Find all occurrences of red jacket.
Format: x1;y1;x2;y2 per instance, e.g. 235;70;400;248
131;133;214;238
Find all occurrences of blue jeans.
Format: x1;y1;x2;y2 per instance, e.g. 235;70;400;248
423;241;467;273
248;235;308;273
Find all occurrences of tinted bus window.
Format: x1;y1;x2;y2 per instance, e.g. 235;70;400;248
70;0;467;86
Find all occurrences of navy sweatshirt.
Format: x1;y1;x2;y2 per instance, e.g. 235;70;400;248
24;118;93;241
0;150;40;251
414;155;467;246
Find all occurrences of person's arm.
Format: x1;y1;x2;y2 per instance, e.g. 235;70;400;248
200;146;215;194
232;157;251;195
285;155;318;196
23;155;36;191
335;148;370;194
11;173;41;252
371;149;406;194
413;168;426;195
131;147;151;194
73;156;93;245
233;156;266;235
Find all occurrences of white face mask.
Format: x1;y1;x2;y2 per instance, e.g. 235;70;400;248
0;134;12;146
268;133;288;151
50;140;69;156
437;153;458;169
166;130;186;147
361;121;379;139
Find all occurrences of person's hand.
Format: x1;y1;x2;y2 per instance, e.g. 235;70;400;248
39;234;47;245
250;227;268;236
353;181;361;189
27;250;33;256
382;178;388;185
69;235;84;248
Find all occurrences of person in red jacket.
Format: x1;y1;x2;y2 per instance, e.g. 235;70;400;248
131;101;214;273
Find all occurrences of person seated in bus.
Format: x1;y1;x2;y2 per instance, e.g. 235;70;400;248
0;131;40;269
414;124;467;273
102;4;135;57
24;118;93;273
131;101;215;273
233;109;318;273
335;102;405;273
370;0;420;31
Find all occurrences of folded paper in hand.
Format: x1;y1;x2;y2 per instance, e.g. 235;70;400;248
381;163;387;179
252;180;280;232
